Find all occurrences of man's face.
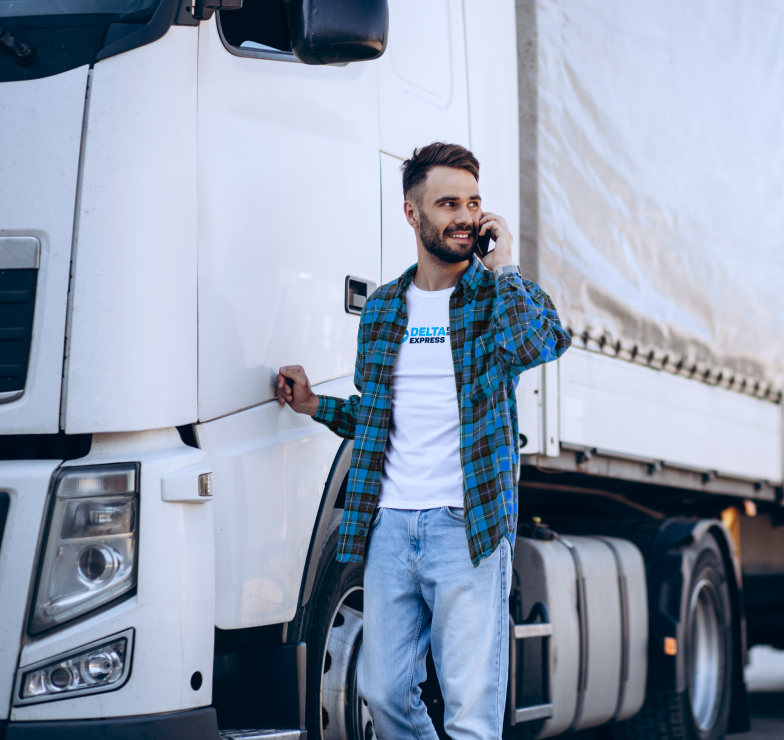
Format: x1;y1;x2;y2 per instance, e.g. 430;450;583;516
410;166;481;264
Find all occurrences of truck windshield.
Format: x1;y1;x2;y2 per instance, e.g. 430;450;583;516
0;0;159;23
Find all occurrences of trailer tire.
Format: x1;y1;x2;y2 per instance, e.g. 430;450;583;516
288;511;374;740
611;533;733;740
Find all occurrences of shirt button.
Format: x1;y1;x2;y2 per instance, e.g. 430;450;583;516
359;529;366;536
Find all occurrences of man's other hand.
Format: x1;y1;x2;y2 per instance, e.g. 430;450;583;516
277;365;319;416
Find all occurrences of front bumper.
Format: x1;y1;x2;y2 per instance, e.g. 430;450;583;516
1;707;219;739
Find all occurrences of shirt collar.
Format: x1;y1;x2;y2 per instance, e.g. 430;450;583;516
394;254;486;300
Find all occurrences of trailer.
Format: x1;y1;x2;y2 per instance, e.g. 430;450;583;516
0;0;782;738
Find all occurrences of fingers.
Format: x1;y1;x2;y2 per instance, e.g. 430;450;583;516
479;212;508;233
276;373;292;404
278;364;304;380
277;366;308;405
479;219;498;237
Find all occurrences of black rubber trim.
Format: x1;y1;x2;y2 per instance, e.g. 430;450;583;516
557;536;589;732
0;269;37;393
96;0;178;61
0;492;9;555
298;438;352;607
4;707;220;739
598;536;630;722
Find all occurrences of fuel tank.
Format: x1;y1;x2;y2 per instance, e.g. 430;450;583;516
509;534;648;737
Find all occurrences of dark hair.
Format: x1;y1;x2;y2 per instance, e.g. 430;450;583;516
400;142;480;205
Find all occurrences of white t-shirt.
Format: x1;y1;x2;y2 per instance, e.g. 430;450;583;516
378;282;464;510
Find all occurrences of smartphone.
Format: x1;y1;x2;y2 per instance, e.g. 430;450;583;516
475;225;493;258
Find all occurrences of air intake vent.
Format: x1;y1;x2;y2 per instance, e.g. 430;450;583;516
0;236;40;404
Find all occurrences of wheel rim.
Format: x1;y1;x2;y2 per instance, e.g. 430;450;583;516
319;586;376;740
688;578;724;731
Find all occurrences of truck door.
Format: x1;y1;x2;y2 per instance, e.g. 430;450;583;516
196;4;381;422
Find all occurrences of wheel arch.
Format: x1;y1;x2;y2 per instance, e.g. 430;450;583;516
297;439;352;608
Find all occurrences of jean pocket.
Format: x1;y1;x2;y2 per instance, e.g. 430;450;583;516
370;507;385;528
445;506;464;522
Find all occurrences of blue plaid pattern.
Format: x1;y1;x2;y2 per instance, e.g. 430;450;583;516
313;256;571;566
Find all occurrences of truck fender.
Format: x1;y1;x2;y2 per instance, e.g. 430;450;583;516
297;439;352;608
646;517;750;733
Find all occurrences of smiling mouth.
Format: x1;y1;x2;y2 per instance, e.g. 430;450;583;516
446;231;473;242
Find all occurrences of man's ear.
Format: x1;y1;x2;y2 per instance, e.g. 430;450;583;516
403;199;419;229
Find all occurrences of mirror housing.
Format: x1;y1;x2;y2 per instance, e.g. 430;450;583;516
290;0;388;65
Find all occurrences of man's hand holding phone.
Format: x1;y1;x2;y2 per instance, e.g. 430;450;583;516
474;211;515;272
277;365;320;416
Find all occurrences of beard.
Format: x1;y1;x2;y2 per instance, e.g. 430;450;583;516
419;211;476;264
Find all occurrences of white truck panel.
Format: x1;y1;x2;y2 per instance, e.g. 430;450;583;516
380;152;416;285
516;365;542;456
63;28;199;434
378;0;470;160
560;348;782;483
196;19;380;422
0;460;60;720
13;429;215;721
196;375;354;629
463;0;520;257
0;66;88;433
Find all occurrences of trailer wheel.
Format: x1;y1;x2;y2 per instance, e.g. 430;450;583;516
288;513;376;740
612;533;733;740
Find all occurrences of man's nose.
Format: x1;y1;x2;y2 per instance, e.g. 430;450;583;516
453;205;474;226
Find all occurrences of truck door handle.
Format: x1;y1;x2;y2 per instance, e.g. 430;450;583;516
345;276;377;315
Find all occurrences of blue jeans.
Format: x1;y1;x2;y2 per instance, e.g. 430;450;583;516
360;506;511;740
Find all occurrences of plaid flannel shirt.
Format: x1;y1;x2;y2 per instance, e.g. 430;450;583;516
313;255;571;566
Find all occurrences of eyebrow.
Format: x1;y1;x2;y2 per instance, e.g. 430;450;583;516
433;194;482;204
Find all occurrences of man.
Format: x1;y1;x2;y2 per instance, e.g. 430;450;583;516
277;143;570;739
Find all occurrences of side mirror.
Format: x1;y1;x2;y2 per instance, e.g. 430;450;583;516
290;0;388;65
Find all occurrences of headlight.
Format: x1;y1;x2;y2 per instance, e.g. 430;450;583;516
15;630;133;705
30;464;139;634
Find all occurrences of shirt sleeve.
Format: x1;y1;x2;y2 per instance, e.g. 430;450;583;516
312;394;361;439
492;273;571;377
311;301;368;439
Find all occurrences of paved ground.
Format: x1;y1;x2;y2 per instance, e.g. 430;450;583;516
746;696;784;739
745;646;784;739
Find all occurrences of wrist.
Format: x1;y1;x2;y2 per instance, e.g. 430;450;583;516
305;393;320;417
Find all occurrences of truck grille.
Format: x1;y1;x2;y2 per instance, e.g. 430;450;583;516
0;237;40;401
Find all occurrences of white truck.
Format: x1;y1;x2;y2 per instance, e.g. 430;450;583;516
1;0;782;738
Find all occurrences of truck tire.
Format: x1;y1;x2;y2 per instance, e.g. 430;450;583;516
612;533;733;740
288;511;374;740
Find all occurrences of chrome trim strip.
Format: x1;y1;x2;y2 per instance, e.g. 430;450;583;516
216;16;299;63
215;14;346;66
0;390;24;404
0;236;40;269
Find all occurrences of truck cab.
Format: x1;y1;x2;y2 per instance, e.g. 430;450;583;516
2;1;781;739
